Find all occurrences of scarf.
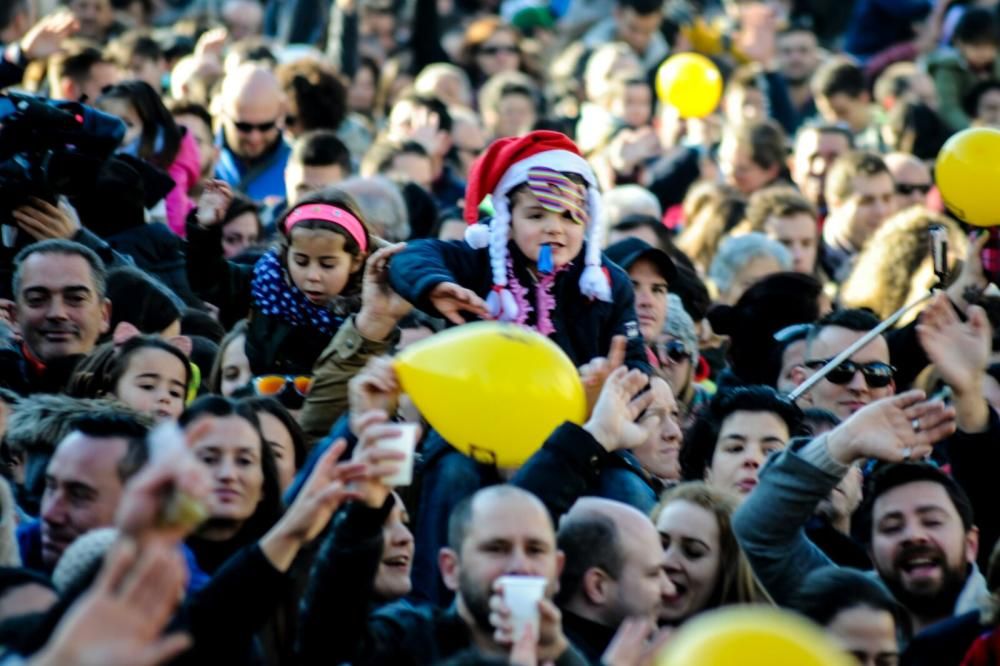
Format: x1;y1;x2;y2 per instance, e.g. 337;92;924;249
505;253;570;336
250;249;343;336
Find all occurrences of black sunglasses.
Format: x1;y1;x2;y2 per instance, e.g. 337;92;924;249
803;359;895;388
895;183;932;196
231;118;279;134
656;339;689;364
479;45;518;56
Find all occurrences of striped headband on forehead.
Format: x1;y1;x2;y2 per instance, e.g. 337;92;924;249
525;167;589;226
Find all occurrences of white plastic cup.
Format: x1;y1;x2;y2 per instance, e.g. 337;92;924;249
376;423;419;487
498;575;547;642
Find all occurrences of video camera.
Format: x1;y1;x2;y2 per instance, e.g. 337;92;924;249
0;92;125;224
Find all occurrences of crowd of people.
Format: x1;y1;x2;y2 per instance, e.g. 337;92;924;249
0;0;1000;663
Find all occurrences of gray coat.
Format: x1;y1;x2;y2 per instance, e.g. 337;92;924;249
732;436;989;618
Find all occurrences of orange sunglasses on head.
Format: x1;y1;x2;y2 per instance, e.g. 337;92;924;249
253;375;313;398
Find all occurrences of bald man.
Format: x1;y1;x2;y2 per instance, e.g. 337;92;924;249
555;498;672;662
214;63;292;202
884;152;933;212
300;485;589;664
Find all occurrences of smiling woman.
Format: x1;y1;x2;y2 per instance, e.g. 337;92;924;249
179;396;283;575
651;482;773;627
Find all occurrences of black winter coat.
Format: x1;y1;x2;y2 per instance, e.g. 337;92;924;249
387;239;650;371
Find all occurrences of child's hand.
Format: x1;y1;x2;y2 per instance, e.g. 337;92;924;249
429;282;490;325
196;180;233;227
357;243;413;341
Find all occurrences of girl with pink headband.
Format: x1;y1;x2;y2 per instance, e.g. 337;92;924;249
186;184;373;383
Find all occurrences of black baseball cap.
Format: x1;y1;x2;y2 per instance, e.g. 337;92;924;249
604;237;677;282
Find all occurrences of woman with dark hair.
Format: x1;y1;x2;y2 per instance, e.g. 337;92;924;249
680;385;804;501
96;80;201;237
219;194;263;259
789;567;906;665
179;395;284;574
241;396;308;492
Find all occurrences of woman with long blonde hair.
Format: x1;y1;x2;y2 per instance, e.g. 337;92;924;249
651;482;773;627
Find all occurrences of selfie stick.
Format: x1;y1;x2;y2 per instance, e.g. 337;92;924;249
788;227;949;402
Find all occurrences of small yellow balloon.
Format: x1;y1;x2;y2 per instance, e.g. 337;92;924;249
393;322;586;468
656;607;855;666
936;127;1000;227
655;53;723;119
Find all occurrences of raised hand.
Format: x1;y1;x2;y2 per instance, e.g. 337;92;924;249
579;335;627;417
277;441;366;541
348;356;402;434
350;410;410;509
31;541;191;666
429;281;490;325
356;243;413;340
584;366;656;452
946;230;990;309
195;180;233;227
917;292;991;396
602;618;674;666
20;10;79;61
12;197;80;240
826;390;957;465
115;421;213;546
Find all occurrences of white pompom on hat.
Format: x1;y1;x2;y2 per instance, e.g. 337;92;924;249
463;130;612;321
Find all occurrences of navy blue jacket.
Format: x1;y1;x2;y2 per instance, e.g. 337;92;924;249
387;238;650;371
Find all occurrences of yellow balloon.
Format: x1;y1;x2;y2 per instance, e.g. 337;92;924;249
936;127;1000;227
655;53;723;119
393;322;586;468
656;607;855;666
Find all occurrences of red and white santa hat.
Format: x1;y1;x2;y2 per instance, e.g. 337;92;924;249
463;130;611;321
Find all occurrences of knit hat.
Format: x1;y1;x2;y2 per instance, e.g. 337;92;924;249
664;294;698;364
463;130;611;321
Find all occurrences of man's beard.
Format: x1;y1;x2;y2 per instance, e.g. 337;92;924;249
458;568;495;634
878;543;968;619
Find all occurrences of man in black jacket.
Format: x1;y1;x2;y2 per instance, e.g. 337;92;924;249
555;498;671;664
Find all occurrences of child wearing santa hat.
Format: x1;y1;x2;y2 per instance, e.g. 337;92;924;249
388;130;648;368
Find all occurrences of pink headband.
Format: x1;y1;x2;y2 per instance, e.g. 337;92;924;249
283;204;368;252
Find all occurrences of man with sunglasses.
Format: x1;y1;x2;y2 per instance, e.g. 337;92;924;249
214;64;292;203
884;152;933;211
790;309;895;420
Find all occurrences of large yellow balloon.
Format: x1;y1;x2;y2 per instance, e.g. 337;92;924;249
655;53;723;119
936;127;1000;227
393;322;586;468
656;607;855;666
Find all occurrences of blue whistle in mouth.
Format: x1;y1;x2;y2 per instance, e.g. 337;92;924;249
538;243;553;274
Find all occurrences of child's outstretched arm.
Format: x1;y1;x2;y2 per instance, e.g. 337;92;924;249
185;181;254;326
387;238;491;324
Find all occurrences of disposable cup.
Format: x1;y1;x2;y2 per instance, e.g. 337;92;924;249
376;423;419;486
497;575;547;641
